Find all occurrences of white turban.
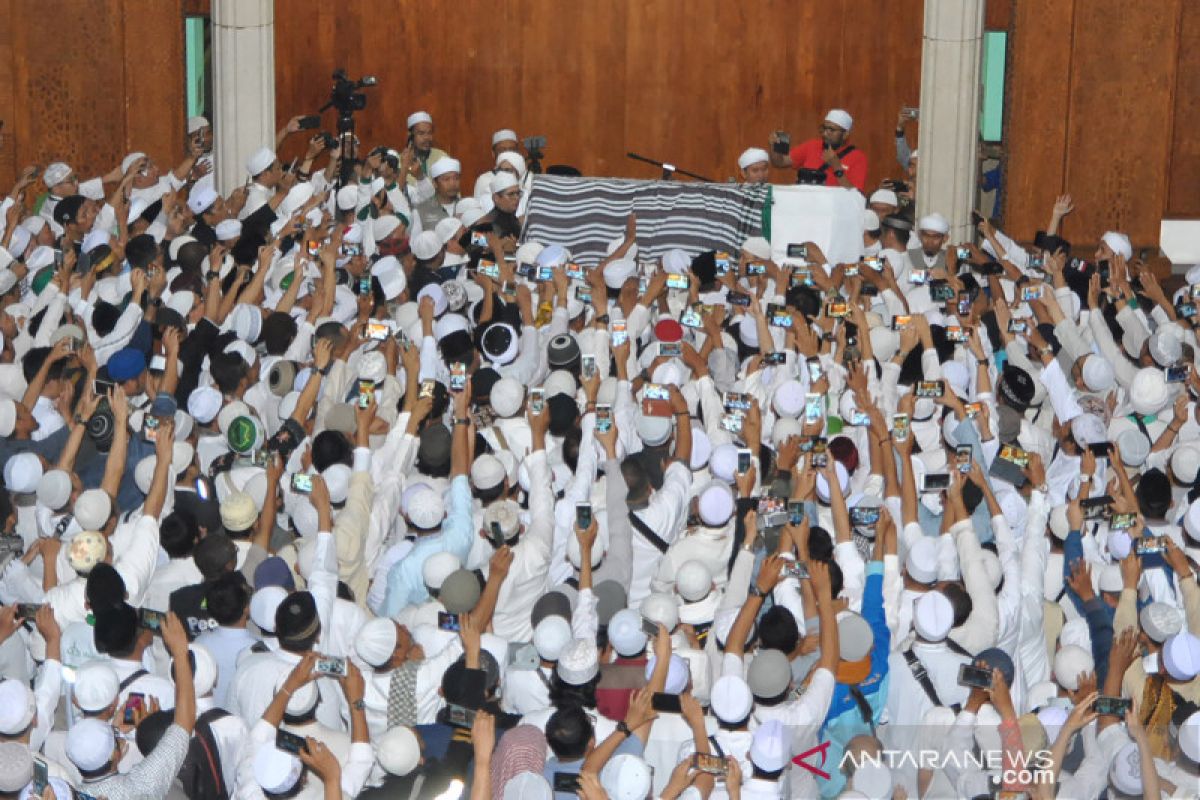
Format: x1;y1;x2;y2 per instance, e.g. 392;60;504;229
825;109;853;132
429;159;461;179
738;148;770;169
917;213;950;234
406;111;433;129
492;129;518;146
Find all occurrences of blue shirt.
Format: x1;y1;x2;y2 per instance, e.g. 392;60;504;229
382;475;474;616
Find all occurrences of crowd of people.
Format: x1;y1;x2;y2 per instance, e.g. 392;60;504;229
0;98;1196;800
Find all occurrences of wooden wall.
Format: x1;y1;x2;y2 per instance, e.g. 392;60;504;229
1003;0;1196;250
273;0;925;192
0;0;185;191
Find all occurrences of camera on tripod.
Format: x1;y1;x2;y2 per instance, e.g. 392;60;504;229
328;69;377;132
523;135;547;174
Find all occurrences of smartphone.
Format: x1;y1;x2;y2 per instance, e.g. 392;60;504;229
641;383;671;417
766;303;792;328
276;728;307;754
810;438;828;468
419;380;436;400
477;259;500;279
16;603;43;621
1111;513;1137;532
357;383;374;410
965;402;982;419
575;285;593;304
787;243;809;260
790;267;813;288
291;473;313;494
564;262;585;281
892;314;912;330
1020;285;1043;302
666;273;690;290
955;445;972;473
806;358;823;383
641;617;661;638
850;506;881;527
956;294;972;316
788;500;806;526
138;608;165;634
529;387;545;415
365;321;389;341
609;320;628;346
757;495;788;528
1135;535;1165;554
892;413;910;441
921;473;951;493
516;262;536;279
449;362;467;393
851;411;871;426
862;255;884;272
1166;366;1189;384
575;503;593;530
315;655;348;677
501;281;517;298
1008;319;1027;334
195;476;210;501
1081;495;1112;520
804;393;823;424
999;444;1030;468
680;304;704;328
787;561;810;580
693;753;727;775
724;392;752;412
32;757;48;794
1143;652;1160;675
728;291;752;307
581;354;597;379
1087;442;1111;458
844;264;860;278
553;773;582;793
123;692;145;725
306;239;321;257
970;210;985;227
909;269;929;286
930;281;955;302
144;414;160;442
651;692;683;713
959;663;993;690
658;341;683;358
1178;302;1198;319
737;448;752;475
825;300;849;318
594;404;613;434
720;412;745;434
438;612;461;632
916;380;944;398
297;115;321;130
772;132;791;155
946;326;971;343
1094;696;1132;717
956;246;971;262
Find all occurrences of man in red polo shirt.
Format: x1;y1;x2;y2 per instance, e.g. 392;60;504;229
768;109;868;192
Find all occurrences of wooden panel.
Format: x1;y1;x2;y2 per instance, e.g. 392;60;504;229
985;0;1012;30
0;0;16;188
1001;0;1075;241
1061;0;1180;247
1166;3;1200;216
273;0;923;192
123;0;186;176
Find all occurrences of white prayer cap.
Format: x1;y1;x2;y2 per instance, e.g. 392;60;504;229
254;746;303;794
492;129;518;146
603;258;637;289
67;718;116;772
1116;428;1150;467
377;726;422;776
250;586;288;633
279;182;314;218
36;468;72;511
1109;742;1143;796
322;463;352;505
490;377;525;417
422;553;460;594
738;147;770;170
503;773;551;800
246;147;275;176
406;111;433;128
1101;231;1133;260
824;109;854;132
750;719;789;771
356;617;398;667
741;236;771;262
43;162;72;187
3;452;41;494
121;151;147;174
862;209;880;231
429;158;461;179
411;231;443;261
0;680;35;735
533;616;573;662
634;412;672;447
645;653;690;694
74;488;112;531
73;660;119;712
408;487;446;530
461;207;487;228
433;216;461;245
815;462;850;503
1140;602;1183;643
1077;355;1114;393
188;185;218;216
710;674;754;723
191;643;218;697
187;386;223;426
0;742;31;793
556;638;600;684
1164;631;1200;680
1098;564;1124;593
676;560;713;602
868;189;898;206
698;482;735;527
1036;705;1068;742
188;115;210;133
607;609;648;657
1129;366;1170;416
1148;324;1184;366
772;380;806;418
917;213;950;234
913;590;954;641
1053;644;1093;691
601;754;653;800
214;219;242;241
708;443;738;483
544;369;577;399
373;256;406;300
496;151;527;177
1180;711;1200;763
1173;443;1200;483
851;763;895;800
491;171;519;194
640;592;679;632
336;185;359;211
25;246;54;271
905;538;939;584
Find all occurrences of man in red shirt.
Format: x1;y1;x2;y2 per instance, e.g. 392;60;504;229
768;109;868;192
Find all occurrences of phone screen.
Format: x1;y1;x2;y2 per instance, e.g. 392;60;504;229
959;663;992;689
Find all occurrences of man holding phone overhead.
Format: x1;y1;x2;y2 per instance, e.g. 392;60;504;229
768;109;868;191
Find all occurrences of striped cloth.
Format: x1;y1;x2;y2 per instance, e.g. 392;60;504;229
521;175;769;265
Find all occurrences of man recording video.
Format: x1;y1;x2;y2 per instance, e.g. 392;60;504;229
768;108;868;191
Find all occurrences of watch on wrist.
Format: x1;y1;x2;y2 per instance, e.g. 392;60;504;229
748;584;766;599
833;168;845;178
594;314;610;325
351;699;366;711
616;721;631;737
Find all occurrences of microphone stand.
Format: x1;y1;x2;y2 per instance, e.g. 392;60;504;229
626;152;712;182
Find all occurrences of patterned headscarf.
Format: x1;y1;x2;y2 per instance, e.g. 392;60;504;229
490;724;547;800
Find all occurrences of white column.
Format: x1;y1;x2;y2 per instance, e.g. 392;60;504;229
212;0;275;195
916;0;985;241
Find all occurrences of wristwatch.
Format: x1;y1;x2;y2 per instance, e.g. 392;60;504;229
594;314;610;325
453;417;470;426
616;721;631;737
833;168;845;178
351;699;366;711
749;584;766;599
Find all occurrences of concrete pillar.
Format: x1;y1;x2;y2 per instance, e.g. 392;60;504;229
212;0;275;195
916;0;985;241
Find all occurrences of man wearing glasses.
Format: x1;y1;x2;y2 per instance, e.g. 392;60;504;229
767;109;868;191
